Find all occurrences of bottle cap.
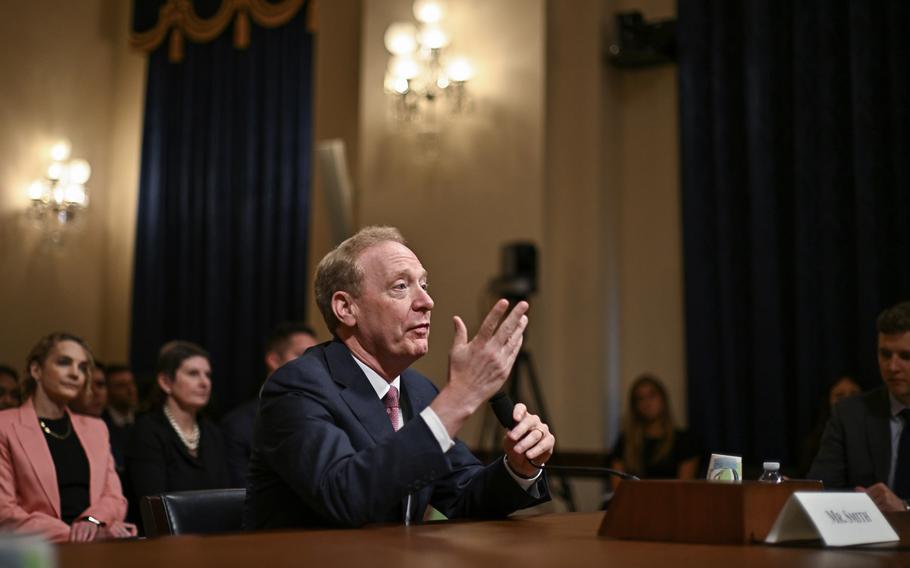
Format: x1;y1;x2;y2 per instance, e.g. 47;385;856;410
763;461;780;470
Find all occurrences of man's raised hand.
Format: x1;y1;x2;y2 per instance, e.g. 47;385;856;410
431;300;529;436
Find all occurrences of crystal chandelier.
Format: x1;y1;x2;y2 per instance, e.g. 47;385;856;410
383;0;475;124
25;140;91;246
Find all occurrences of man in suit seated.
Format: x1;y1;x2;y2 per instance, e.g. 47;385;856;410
221;322;318;486
245;226;553;528
808;301;910;512
102;364;138;481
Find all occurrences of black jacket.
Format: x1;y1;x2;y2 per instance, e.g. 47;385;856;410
807;387;893;490
126;408;231;526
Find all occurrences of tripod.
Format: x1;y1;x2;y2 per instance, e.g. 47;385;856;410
484;347;577;512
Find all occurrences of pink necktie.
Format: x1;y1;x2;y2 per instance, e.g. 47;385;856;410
384;386;402;431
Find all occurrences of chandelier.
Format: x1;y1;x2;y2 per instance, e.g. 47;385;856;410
25;140;91;246
383;0;475;124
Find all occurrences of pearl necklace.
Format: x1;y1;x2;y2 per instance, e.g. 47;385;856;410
163;405;200;452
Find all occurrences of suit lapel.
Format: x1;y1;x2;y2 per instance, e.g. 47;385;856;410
866;388;892;483
400;371;432;419
70;412;104;504
326;342;439;523
14;400;61;517
326;341;394;444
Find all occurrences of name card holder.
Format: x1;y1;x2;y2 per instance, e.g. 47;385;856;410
598;479;822;545
765;492;899;547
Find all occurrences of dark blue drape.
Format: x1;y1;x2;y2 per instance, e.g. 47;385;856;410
130;4;313;414
679;1;910;469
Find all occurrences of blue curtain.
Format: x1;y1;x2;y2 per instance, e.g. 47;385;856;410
130;3;314;414
679;1;910;469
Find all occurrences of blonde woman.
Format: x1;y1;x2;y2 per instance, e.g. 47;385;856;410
609;374;700;484
0;333;135;542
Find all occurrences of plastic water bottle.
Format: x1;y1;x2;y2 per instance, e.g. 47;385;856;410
758;461;783;484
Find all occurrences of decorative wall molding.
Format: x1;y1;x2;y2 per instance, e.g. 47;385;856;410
130;0;316;62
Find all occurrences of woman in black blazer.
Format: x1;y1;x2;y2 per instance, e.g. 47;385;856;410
126;341;229;526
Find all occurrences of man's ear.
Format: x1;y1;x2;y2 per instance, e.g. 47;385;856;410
332;291;357;327
156;373;172;395
264;351;281;374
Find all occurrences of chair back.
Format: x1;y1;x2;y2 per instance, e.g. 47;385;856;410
140;488;246;537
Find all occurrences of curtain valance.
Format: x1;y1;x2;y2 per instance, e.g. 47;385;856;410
131;0;316;62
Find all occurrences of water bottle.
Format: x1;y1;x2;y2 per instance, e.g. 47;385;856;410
758;461;783;484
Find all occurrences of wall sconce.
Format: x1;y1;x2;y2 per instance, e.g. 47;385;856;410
25;140;91;246
383;0;475;124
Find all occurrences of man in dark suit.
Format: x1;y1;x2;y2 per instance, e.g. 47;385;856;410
244;226;553;529
220;323;318;486
102;364;138;481
808;301;910;512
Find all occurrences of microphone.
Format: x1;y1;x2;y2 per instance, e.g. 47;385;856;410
489;392;639;481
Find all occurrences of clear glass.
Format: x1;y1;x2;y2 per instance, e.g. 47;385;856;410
758;461;783;484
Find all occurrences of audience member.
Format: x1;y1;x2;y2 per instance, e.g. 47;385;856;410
105;364;138;428
0;333;135;542
245;226;552;529
609;374;700;484
220;322;318;486
69;362;108;417
809;301;910;512
102;364;137;478
0;365;20;410
125;341;229;529
798;376;862;476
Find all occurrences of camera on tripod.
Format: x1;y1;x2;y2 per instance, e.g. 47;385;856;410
490;242;538;303
483;241;577;510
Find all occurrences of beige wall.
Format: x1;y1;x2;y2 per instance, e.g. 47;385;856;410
308;0;363;335
358;0;546;444
0;0;145;368
359;0;546;446
611;0;685;428
101;0;147;360
541;0;682;510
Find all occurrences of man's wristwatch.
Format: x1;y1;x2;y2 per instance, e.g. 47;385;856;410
79;516;105;527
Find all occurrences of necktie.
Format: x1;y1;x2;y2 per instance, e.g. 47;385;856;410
384;385;402;431
895;409;910;499
383;385;411;523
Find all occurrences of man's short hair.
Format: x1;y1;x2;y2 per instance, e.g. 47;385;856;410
877;301;910;335
0;364;17;382
106;363;132;377
314;226;406;333
265;322;316;355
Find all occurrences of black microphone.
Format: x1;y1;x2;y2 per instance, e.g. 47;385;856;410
488;392;639;481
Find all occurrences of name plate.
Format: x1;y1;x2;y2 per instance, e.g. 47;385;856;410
765;492;899;547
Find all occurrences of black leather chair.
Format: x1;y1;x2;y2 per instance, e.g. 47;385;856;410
140;488;246;537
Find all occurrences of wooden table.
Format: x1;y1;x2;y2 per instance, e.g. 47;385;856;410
57;512;910;568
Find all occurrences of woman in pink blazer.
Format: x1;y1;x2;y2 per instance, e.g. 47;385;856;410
0;333;135;542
